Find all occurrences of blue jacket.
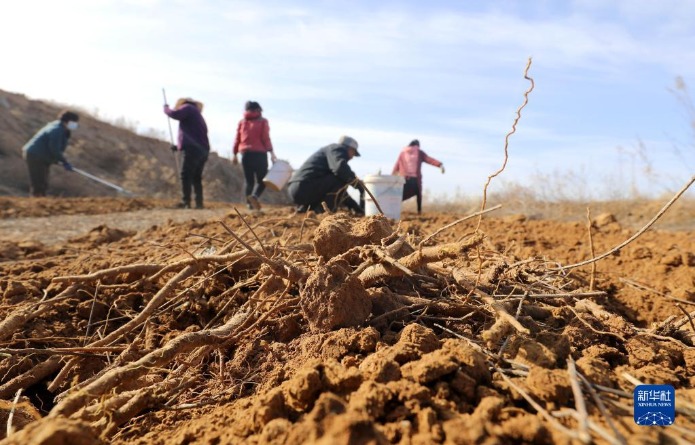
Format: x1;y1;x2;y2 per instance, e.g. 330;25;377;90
22;121;70;164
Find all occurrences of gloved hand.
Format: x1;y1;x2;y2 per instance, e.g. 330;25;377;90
170;145;178;152
163;104;170;113
440;165;445;174
62;161;73;172
232;154;239;165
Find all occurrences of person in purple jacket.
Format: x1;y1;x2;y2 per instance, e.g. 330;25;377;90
164;97;210;209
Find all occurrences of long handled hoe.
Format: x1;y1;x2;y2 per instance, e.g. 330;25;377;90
72;167;133;196
162;88;181;188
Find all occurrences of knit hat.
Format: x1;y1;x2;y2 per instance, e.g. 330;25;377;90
409;139;420;146
175;97;204;112
339;135;360;156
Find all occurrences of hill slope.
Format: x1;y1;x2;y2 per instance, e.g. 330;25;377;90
0;89;288;205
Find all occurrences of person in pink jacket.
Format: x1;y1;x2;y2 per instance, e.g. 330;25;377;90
232;101;277;210
392;139;444;214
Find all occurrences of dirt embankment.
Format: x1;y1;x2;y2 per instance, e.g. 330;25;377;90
0;198;693;445
0;89;289;206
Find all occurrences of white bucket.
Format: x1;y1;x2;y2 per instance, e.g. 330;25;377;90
263;160;293;191
363;174;405;220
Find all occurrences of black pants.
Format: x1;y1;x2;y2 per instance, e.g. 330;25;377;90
403;177;422;213
25;155;51;197
288;175;362;213
241;152;268;199
180;148;208;207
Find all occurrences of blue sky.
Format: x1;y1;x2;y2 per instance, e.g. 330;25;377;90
2;0;694;199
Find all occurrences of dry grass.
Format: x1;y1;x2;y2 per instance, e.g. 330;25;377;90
413;190;695;231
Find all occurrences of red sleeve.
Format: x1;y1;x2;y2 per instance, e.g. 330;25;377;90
421;150;442;167
233;120;242;155
392;153;403;175
262;119;273;151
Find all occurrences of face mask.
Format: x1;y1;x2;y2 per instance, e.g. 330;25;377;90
66;121;79;131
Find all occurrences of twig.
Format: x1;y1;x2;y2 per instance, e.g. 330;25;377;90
495;368;583;441
0;285;78;342
370;303;425;325
557;174;695;271
219;221;307;282
576;371;627;445
0;356;62;399
476;57;534;232
591;384;631;399
621;371;642;387
48;264;200;392
6;388;22;438
475;287;530;335
84;282;101;345
502;291;605;299
586;207;596;291
619;277;695;306
498;295;526;356
51;307;252;418
567;306;627;343
52;264;163;283
0;346;125;356
419;204;501;247
371;248;415;276
234;207;268;256
552;409;625;445
676;304;695;333
359;234;485;286
674;309;695;330
433;323;530;372
567;358;591;443
435;323;488;355
355;178;384;215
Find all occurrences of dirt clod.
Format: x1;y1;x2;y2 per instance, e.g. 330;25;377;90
300;258;372;332
313;214;393;258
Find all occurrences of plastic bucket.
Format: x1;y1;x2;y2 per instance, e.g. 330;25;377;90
363;174;405;220
262;160;293;191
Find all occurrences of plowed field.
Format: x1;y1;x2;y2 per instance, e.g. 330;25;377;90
0;196;693;445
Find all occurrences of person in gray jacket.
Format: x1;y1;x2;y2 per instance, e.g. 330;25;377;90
22;110;79;197
287;135;364;214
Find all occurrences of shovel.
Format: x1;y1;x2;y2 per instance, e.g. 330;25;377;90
72;167;133;196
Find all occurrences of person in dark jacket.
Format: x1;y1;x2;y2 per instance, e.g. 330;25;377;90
232;101;276;210
164;97;210;209
287;135;364;214
21;110;79;197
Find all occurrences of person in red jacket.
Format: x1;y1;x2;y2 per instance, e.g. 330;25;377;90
392;139;444;214
232;101;276;210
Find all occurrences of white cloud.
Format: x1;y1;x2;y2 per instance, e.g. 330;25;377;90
2;0;693;199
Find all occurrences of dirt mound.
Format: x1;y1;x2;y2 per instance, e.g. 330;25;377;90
312;213;393;258
0;199;694;444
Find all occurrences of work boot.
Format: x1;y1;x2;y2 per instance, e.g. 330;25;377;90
247;195;261;211
175;202;191;209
